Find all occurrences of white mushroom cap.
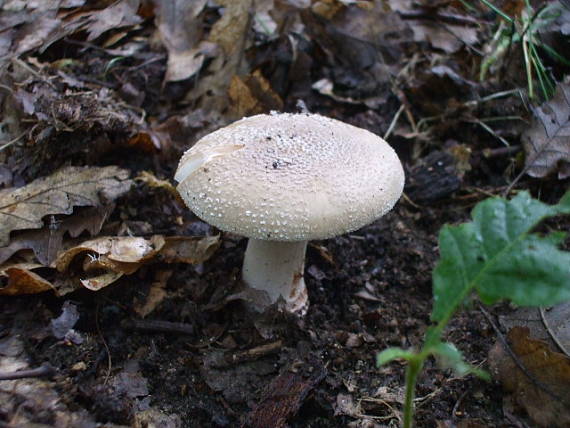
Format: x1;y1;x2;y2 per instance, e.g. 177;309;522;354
175;113;405;241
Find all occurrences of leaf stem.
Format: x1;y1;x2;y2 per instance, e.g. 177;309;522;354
403;357;424;428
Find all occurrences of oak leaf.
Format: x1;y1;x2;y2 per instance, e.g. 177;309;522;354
0;166;132;247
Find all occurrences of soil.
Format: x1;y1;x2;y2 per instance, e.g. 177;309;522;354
1;1;569;427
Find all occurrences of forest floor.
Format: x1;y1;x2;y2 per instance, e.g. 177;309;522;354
1;1;569;427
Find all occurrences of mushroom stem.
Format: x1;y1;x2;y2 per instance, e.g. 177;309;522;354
242;239;308;314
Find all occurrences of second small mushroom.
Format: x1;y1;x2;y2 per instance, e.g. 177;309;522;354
175;113;404;314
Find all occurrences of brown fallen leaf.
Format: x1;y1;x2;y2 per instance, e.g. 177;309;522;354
522;79;570;179
133;270;172;318
80;271;124;292
55;235;165;274
160;236;221;264
56;235;220;292
184;0;253;112
488;326;570;427
0;166;132;247
0;234;219;296
0;263;54;295
228;71;284;118
245;362;327;428
153;0;215;82
499;304;570;357
0;205;114;265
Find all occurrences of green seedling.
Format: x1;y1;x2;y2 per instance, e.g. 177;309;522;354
377;190;570;428
478;0;570;100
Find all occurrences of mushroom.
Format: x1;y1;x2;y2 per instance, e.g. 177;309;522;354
174;113;404;314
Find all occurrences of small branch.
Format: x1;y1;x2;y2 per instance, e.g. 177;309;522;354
482;145;521;158
209;341;283;369
0;363;56;381
398;10;480;27
226;341;282;366
122;319;194;335
0;131;28;152
384;104;405;140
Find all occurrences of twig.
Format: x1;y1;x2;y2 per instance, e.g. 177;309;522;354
398;10;481;27
539;307;570;357
401;192;422;209
0;131;28;152
478;303;566;402
470;119;511;147
482;145;521;158
12;58;56;88
0;363;56;381
123;319;194;335
359;396;401;422
384;104;405;140
225;340;282;366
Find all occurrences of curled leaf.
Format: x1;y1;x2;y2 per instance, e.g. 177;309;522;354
0;263;54;295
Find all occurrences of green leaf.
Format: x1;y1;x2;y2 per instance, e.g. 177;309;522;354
432;191;570;322
429;342;490;380
376;347;416;367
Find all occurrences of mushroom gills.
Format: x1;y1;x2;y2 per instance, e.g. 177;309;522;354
174;144;245;184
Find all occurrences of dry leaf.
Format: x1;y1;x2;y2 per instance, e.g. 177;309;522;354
410;21;478;53
0;166;132;247
228;71;284;117
80;271;124;291
0;205;114;265
0;263;54;295
499;303;570;356
55;235;165;272
302;2;409;107
1;234;216;296
185;0;254;112
153;0;213;82
160;236;221;264
387;0;479;53
14;14;61;55
53;235;220;292
133;270;172;318
522;79;570;179
489;326;570;427
86;0;143;41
